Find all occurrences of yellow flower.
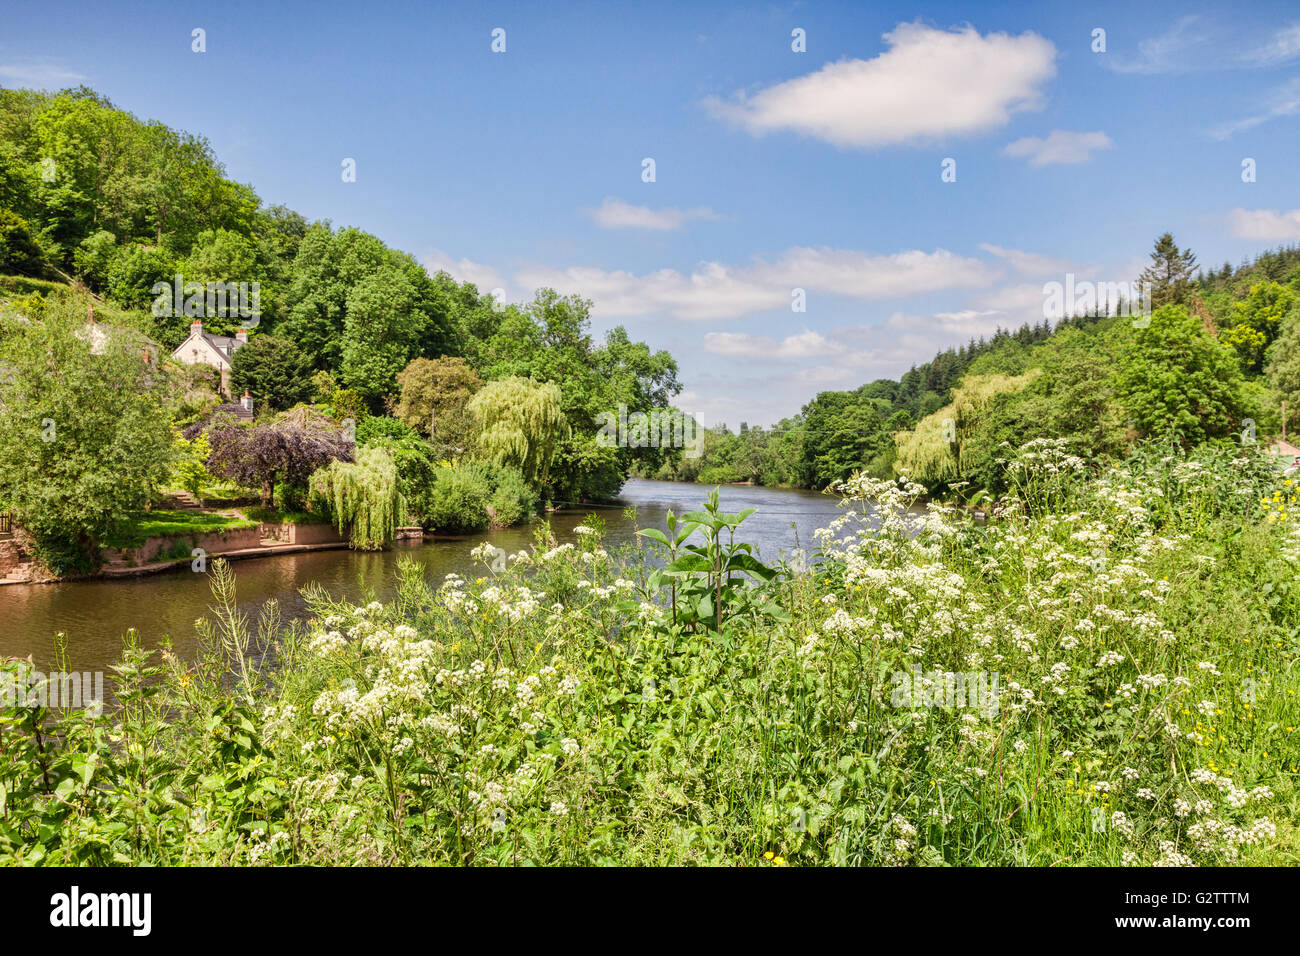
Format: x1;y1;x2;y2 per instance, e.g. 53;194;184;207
764;851;774;860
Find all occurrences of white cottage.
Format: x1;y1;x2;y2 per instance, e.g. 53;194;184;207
171;319;248;398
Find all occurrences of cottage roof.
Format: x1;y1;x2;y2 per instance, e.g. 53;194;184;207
171;322;247;367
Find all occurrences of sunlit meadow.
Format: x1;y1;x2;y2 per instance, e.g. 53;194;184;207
2;439;1298;865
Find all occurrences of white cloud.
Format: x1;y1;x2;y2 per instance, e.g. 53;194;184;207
516;247;999;320
1210;77;1300;140
1106;16;1211;75
704;22;1056;149
1003;130;1113;167
1108;17;1300;75
0;61;87;88
1239;22;1300;67
703;329;836;359
1229;207;1300;241
978;244;1074;275
586;197;721;231
421;250;507;294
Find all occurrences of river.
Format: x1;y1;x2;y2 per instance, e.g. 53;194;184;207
0;479;850;674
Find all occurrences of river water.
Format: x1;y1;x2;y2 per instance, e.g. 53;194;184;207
0;480;849;674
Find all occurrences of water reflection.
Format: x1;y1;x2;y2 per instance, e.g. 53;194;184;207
0;479;851;673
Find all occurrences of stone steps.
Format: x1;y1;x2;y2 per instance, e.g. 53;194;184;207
1;562;36;583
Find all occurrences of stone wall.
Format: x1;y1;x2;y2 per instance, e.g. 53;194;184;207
104;525;263;567
287;522;346;546
0;538;24;576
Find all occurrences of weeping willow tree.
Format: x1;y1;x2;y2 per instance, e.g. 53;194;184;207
467;376;568;485
308;446;404;550
894;371;1041;485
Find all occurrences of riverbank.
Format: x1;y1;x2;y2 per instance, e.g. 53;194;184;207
5;451;1296;866
0;480;841;671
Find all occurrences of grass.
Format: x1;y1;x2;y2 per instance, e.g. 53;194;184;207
3;439;1297;866
0;274;70;297
103;509;259;549
241;506;330;525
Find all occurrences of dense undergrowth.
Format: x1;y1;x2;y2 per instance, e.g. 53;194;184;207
2;439;1298;865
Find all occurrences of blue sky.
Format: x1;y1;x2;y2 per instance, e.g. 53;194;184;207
3;0;1299;426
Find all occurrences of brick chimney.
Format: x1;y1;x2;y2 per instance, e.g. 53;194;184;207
235;328;249;344
241;390;254;414
191;319;203;337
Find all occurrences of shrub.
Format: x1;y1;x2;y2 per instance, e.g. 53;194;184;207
5;441;1295;866
423;464;490;533
473;461;536;528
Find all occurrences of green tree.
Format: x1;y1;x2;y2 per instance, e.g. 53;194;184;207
472;289;678;501
279;226;451;376
0;209;43;273
1118;305;1244;445
1265;312;1300;434
172;431;213;505
229;334;311;411
1139;233;1198;310
1222;281;1296;373
468;376;568;486
393;355;482;457
0;298;174;559
72;229;118;290
308;445;404;550
340;266;421;399
798;391;891;488
106;243;174;310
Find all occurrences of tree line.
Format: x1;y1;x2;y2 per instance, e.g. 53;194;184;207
655;234;1300;497
0;85;680;570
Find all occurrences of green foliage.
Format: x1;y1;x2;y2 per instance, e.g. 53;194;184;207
105;244;174;310
229;333;311;411
393;355;481;459
0;208;43;273
638;488;782;632
467;290;680;502
361;430;438;525
171;431;213;505
328;387;367;426
1266;310;1300;434
1222;281;1297;374
278;226;453;377
72;229;118;289
469;376;568;486
7;446;1295;866
308;445;404;550
799;391;892;488
356;415;419;445
461;460;536;528
0;297;173;556
1139;232;1198;309
423;464;491;533
1118;305;1246;445
894;371;1041;489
